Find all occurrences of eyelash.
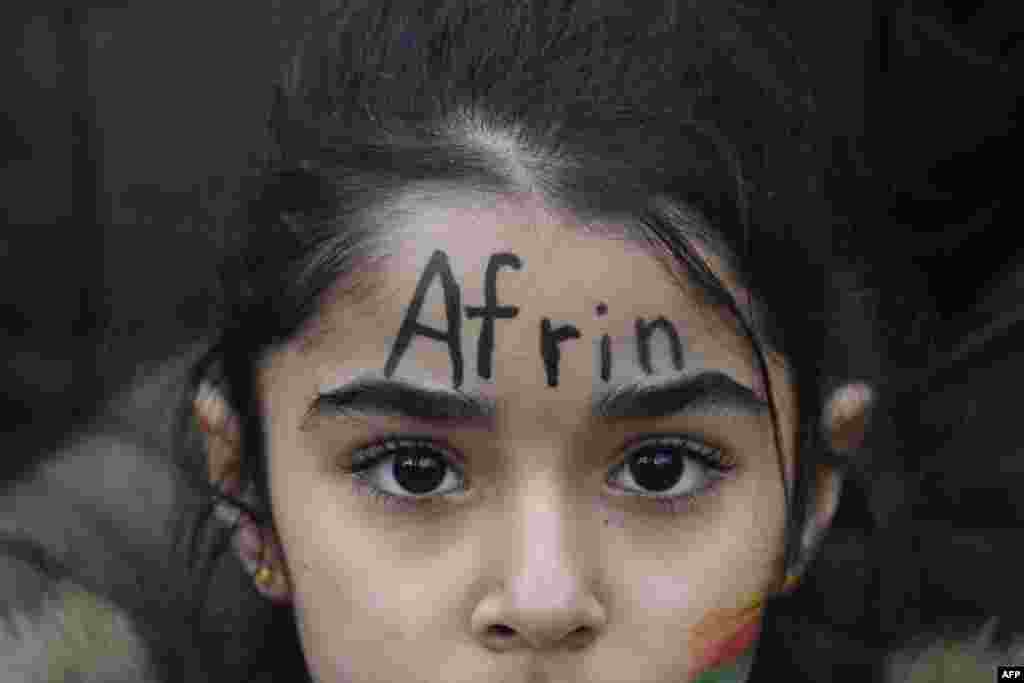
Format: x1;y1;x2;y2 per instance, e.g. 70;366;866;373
341;434;737;515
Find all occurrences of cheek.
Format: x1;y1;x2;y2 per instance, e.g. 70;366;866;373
687;602;764;682
286;539;415;683
640;572;693;606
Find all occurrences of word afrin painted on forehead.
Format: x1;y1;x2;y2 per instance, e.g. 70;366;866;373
383;249;685;388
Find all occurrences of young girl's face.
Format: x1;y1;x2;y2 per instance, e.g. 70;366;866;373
257;195;798;683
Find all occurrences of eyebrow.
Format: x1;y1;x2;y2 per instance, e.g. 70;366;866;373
305;370;767;429
592;371;768;420
305;374;497;428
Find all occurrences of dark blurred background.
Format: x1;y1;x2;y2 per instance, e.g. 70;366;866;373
1;0;1018;481
2;1;317;481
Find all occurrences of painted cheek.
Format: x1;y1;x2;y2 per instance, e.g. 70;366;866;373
688;599;765;682
691;616;760;679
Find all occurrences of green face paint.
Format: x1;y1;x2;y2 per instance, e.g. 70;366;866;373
690;649;755;683
692;666;741;683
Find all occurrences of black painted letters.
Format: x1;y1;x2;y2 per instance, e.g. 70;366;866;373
385;251;687;388
384;249;465;387
540;318;581;387
465;253;522;380
635;316;684;374
596;302;611;381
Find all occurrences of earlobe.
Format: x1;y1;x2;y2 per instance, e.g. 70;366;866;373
785;461;845;592
779;467;842;594
235;514;294;604
807;466;843;549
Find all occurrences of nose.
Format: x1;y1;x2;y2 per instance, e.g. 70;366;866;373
473;579;605;652
471;485;606;652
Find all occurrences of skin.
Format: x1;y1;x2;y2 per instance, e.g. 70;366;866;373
199;193;869;683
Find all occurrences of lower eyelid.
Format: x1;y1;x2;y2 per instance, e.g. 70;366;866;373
350;476;430;511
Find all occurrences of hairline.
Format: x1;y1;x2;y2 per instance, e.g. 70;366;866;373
283;180;773;358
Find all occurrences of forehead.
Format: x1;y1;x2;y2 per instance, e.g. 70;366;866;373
293;193;762;396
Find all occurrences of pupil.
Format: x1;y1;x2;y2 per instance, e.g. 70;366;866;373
629;447;684;492
393;447;446;494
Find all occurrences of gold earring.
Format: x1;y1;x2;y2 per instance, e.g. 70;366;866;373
254;565;274;588
782;573;801;592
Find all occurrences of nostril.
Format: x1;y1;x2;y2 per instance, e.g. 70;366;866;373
488;624;516;637
567;626;593;647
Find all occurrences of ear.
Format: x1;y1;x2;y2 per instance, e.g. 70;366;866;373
815;382;875;531
193;381;293;604
785;382;875;589
822;381;874;456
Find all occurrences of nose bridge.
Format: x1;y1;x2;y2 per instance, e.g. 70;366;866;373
508;471;581;603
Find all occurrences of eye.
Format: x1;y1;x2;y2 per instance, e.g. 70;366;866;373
344;434;735;512
606;436;733;501
347;437;464;502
